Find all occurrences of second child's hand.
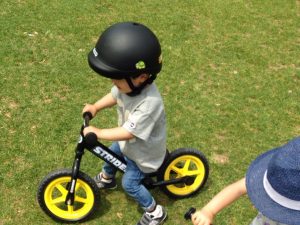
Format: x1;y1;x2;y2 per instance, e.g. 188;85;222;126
185;208;213;225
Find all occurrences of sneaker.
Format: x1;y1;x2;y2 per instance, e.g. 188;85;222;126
94;172;117;189
137;205;167;225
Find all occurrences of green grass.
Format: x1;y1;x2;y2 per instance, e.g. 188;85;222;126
1;0;299;224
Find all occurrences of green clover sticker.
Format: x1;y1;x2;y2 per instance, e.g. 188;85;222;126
136;61;146;70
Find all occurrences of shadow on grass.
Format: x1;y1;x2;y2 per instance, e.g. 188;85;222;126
86;190;112;222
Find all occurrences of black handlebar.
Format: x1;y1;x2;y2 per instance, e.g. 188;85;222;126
83;112;93;128
82;112;97;146
85;132;98;147
184;207;196;220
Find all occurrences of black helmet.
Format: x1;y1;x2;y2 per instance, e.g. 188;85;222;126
88;22;162;80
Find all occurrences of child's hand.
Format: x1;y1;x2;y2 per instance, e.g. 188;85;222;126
83;126;100;137
82;104;97;118
191;209;214;225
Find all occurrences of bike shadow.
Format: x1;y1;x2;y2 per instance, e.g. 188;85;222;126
88;176;211;222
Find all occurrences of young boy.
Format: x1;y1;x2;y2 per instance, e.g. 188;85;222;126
83;22;167;225
189;136;300;225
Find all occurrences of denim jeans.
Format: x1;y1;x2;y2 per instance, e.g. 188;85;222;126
102;142;156;212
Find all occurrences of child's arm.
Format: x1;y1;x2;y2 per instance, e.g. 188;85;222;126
83;126;134;141
83;93;133;141
83;93;117;117
191;178;247;225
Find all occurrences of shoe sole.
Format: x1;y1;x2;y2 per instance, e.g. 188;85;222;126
136;211;167;225
160;212;168;224
95;183;117;190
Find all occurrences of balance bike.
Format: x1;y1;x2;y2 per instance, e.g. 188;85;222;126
37;113;209;222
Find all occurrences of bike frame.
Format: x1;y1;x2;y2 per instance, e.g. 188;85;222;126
65;114;194;205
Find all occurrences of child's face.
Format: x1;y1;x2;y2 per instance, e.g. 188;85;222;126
111;79;132;94
111;74;149;94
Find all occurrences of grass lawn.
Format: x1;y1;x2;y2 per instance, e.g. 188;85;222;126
0;0;299;224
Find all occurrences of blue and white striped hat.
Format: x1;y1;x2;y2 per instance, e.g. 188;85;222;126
246;136;300;225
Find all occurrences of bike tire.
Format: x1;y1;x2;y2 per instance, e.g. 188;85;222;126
158;148;209;198
37;169;100;222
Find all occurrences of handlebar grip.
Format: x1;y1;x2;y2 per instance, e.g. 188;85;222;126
85;132;98;147
83;112;93;127
184;207;196;220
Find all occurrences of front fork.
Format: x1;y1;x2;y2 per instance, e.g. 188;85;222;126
65;135;85;206
65;112;93;206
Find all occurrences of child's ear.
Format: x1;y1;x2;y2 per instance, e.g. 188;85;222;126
138;73;150;82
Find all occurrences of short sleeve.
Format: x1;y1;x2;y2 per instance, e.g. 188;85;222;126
123;109;155;141
111;86;119;99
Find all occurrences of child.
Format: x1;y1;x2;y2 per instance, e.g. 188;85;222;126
190;136;300;225
83;22;167;225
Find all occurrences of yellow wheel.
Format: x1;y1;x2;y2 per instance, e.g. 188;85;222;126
37;169;100;222
158;148;209;198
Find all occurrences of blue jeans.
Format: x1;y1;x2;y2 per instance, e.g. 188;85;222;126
102;142;156;212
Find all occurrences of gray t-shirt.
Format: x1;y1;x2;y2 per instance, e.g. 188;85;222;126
111;84;166;173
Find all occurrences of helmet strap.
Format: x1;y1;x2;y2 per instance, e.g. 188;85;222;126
126;74;157;97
